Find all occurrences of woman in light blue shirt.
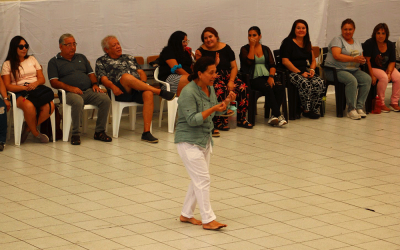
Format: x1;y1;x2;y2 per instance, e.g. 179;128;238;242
324;18;371;120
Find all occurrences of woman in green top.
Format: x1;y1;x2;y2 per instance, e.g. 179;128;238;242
240;26;287;126
175;57;235;230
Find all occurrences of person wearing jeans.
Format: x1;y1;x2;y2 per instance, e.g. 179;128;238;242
324;18;371;120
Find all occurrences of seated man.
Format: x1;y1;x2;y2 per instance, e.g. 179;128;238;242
96;35;175;143
48;33;112;145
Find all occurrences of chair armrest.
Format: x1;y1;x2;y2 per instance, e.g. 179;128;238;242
57;89;67;106
7;91;18;108
321;64;339;83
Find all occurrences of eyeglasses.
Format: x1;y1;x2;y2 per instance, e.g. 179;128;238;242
182;40;190;44
18;44;29;50
63;42;78;48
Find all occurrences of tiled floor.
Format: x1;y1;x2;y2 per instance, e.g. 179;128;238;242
1;91;400;250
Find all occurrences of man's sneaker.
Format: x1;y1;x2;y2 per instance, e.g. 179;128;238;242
278;115;287;127
141;131;159;143
380;105;391;113
159;90;176;101
356;109;367;118
347;109;361;120
36;133;49;143
0;142;4;152
268;116;279;126
390;104;400;112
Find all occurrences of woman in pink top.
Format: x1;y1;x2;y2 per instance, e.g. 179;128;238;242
1;36;54;143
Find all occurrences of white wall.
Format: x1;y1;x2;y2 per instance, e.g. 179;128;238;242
1;0;399;81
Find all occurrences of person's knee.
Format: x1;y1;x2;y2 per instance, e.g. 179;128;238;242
67;94;84;108
142;91;154;103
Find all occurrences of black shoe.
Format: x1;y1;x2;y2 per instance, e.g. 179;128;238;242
141;132;159;143
0;142;4;151
159;90;176;101
308;111;320;119
71;135;81;145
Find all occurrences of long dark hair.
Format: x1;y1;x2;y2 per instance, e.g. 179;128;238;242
286;19;311;52
164;31;187;61
188;56;215;81
5;36;30;82
372;23;389;43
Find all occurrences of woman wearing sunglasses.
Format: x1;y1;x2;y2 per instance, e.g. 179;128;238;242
1;36;54;143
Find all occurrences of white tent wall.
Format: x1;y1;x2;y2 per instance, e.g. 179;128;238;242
0;0;399;81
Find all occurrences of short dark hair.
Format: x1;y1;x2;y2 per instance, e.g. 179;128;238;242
248;26;261;36
286;19;311;52
201;27;219;43
372;23;390;43
341;18;355;29
188;56;215;81
5;36;30;82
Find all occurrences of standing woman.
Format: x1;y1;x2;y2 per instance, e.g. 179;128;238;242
158;31;192;96
324;18;371;120
175;57;233;230
363;23;400;112
1;36;54;143
280;19;325;119
196;27;252;133
240;26;287;126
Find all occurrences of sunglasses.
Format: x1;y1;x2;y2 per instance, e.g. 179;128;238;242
18;44;29;50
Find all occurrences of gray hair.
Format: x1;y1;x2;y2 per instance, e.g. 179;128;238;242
101;35;117;53
59;33;74;44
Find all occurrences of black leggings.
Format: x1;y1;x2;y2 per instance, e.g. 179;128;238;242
250;76;285;117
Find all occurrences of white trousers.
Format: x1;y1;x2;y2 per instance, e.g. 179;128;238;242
176;141;216;224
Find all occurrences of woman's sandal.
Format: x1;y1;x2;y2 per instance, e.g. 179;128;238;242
215;123;230;131
71;135;81;145
212;129;220;137
94;131;112;142
237;119;253;129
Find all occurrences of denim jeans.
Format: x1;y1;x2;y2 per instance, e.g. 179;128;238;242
325;69;371;111
0;98;7;143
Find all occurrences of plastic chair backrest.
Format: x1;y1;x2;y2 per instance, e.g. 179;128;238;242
134;56;144;65
147;55;159;64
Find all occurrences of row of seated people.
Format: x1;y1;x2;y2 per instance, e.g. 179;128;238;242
0;33;176;149
1;18;400;151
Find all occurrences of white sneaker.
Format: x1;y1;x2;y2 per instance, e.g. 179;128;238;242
356;109;367;118
278;115;287;127
268;116;279;126
347;109;361;120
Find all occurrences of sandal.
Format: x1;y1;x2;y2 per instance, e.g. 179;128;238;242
215;123;230;131
237;119;253;129
212;129;220;137
94;131;112;142
71;135;81;145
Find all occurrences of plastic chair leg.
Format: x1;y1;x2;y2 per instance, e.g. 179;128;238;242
50;112;56;142
62;105;72;142
129;106;137;131
112;102;122;138
159;98;165;127
167;99;178;133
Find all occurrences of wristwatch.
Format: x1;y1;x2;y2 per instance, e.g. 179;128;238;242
3;97;9;100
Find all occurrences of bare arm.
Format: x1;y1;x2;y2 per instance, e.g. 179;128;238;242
1;74;27;92
282;58;301;73
331;47;365;63
166;59;189;75
137;69;147;82
50;78;83;95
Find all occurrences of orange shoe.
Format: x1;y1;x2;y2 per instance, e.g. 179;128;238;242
380;105;391;113
390;104;400;112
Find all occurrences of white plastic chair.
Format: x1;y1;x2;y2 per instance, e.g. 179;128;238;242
154;67;178;133
110;91;151;138
7;91;55;146
59;89;108;142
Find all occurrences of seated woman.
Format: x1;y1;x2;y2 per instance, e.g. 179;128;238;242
280;19;325;119
364;23;400;112
196;27;252;134
1;36;55;143
158;31;192;96
0;77;10;151
324;19;371;120
240;26;287;126
176;56;232;230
